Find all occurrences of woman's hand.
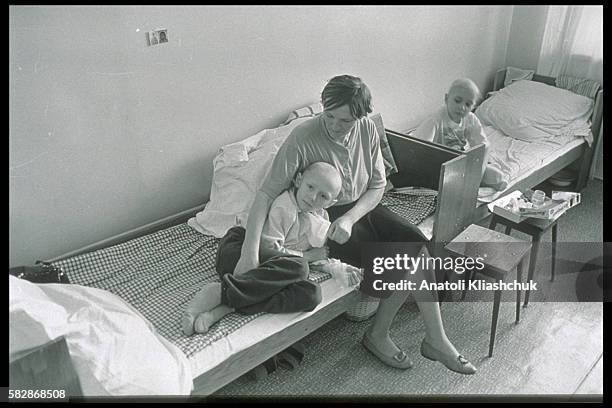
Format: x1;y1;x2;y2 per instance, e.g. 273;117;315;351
303;246;329;263
327;216;354;244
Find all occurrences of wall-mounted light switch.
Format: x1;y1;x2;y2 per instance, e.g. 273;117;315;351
146;29;168;46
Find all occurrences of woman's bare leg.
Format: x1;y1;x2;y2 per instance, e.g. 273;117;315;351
366;282;412;357
366;246;461;358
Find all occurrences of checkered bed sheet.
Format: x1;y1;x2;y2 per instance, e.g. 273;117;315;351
51;223;331;358
50;190;436;359
380;189;438;225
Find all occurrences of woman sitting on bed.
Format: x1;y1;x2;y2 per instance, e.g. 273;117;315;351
231;74;476;374
412;78;508;191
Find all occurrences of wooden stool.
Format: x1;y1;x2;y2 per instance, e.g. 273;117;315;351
445;224;531;357
489;213;559;307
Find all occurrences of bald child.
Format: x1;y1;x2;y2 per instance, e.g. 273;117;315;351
182;162;343;335
413;78;507;190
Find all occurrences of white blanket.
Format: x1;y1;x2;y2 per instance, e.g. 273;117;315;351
188;116;312;238
9;276;193;396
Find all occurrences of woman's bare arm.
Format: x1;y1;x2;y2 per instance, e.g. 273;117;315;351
327;187;385;244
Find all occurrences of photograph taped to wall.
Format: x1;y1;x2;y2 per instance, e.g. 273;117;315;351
147;29;167;46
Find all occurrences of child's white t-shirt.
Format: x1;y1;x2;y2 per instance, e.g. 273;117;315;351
412;107;488;151
260;189;330;257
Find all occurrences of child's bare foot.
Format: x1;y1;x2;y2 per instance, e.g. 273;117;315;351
491;180;508;191
190;282;223;311
182;282;223;335
481;180;508;191
194;305;235;333
182;312;198;336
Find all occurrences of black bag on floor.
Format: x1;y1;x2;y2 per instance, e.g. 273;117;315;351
9;261;69;284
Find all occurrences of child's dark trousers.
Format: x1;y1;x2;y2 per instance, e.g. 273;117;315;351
215;226;322;315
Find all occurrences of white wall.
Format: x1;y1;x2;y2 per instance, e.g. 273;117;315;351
505;5;549;70
9;5;513;266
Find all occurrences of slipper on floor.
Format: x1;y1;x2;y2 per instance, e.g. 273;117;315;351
277;350;301;370
247;356;278;381
288;340;306;358
277;341;306;370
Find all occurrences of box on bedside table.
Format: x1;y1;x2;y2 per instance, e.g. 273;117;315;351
487;190;581;223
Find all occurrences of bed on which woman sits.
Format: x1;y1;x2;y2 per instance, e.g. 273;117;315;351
8;105;483;397
473;67;603;211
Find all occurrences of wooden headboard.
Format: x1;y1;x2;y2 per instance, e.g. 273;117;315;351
491;67;603;190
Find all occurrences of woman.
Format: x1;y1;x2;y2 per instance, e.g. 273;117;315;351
233;74;476;374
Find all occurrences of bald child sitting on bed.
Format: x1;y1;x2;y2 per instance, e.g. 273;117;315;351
182;161;361;335
413;78;508;191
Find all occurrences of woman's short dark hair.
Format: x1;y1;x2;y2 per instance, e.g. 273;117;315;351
321;75;373;119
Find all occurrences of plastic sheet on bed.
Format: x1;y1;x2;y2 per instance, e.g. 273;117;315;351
51;223;332;358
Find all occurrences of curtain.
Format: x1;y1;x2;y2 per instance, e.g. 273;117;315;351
537;5;603;182
536;5;603;83
589;122;603;180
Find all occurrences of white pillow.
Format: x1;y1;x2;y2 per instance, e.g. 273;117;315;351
9;276;193;396
475;80;594;142
281;102;323;126
503;66;534;87
188;116;313;238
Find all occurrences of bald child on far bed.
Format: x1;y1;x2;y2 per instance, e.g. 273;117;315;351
413;78;508;191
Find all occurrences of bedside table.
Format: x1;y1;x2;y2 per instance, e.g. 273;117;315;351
445;224;531;357
489;212;560;306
